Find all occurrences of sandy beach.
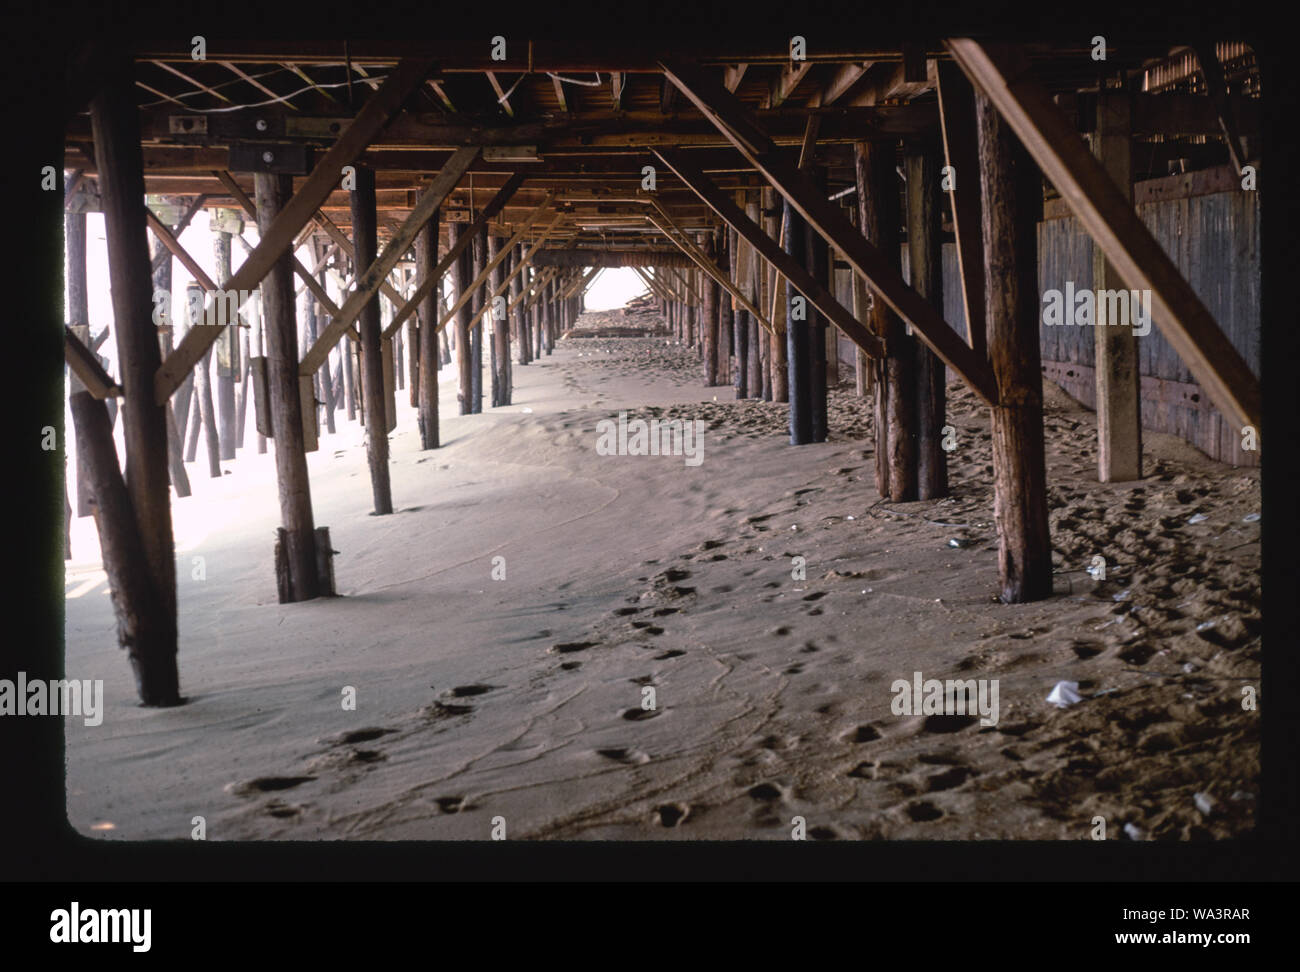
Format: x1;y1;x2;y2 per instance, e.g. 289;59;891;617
63;310;1261;841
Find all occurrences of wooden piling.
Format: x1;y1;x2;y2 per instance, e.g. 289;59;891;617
416;199;441;448
906;144;949;499
90;67;180;703
1092;94;1143;482
349;166;393;515
976;90;1052;603
807;202;830;442
702;233;720;385
66;210;95;516
470;223;486;411
452;223;474;414
212;229;237;460
855;140;915;501
256;172;322;601
785;201;814;445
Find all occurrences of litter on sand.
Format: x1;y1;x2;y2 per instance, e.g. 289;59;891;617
1046;681;1083;707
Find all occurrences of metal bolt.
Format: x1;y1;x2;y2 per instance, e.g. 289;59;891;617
262;151;274;164
255;118;268;132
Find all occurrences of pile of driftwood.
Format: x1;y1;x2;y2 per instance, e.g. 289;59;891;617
561;294;668;339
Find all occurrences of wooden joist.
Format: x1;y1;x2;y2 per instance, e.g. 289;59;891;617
658;61;995;404
155;56;437;403
946;38;1261;432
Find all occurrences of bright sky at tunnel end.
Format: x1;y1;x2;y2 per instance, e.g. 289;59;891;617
582;268;649;311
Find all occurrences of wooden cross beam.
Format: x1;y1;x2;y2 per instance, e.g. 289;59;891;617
658;60;993;404
655;148;882;360
155;57;436;403
435;194;555;333
382;172;528;338
644;205;773;333
213;169;395;320
633;266;670;304
1192;44;1248;174
660;259;702;304
520;266;559;311
300;145;479;374
561;265;599;301
461;214;568;333
147;194;208;274
946;38;1261;431
935;60;987;360
65;326;122;398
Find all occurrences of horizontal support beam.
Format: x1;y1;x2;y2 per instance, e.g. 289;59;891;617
532;249;697;268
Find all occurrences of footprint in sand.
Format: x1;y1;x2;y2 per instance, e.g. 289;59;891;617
227;776;316;797
904;800;945;822
622;707;661;721
549;641;599;654
656;803;690;827
597;747;651;765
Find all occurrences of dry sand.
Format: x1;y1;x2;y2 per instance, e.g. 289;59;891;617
64;309;1261;841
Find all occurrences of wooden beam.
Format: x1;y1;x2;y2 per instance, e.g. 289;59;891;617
220;60;299;110
156;57;436;402
65;326;122;398
148;194;208;274
436;195;555;333
91;60;180;703
946;38;1260;431
659;61;994;404
768;61;813;108
1092;93;1143;483
936;61;987;360
975;84;1052;604
300;147;479;374
215;170;405;310
723;63;748;93
809;61;871;107
1192;44;1248;173
256;172;323;600
487;71;515;117
383;172;527;337
655;148;882;359
465;215;567;331
644;205;772;333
